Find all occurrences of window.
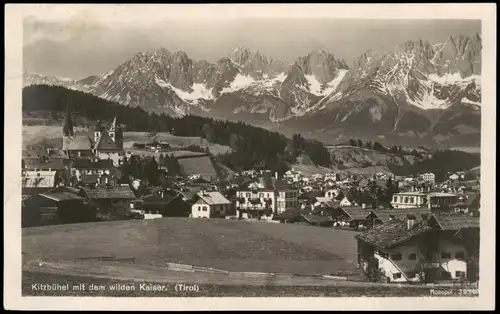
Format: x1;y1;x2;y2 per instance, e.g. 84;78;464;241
441;252;452;259
393;273;402;279
391;253;402;261
404;197;409;203
455;271;466;278
408;253;417;260
455;252;466;260
410;197;415;204
259;193;264;198
246;193;250;198
202;207;208;212
393;196;398;203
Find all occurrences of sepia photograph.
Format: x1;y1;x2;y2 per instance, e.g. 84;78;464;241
4;3;496;311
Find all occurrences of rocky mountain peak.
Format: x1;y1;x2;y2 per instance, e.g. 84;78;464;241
295;50;349;84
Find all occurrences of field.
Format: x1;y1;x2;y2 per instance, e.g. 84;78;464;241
123;132;232;156
23;218;362;276
451;146;481;154
22;126;232;156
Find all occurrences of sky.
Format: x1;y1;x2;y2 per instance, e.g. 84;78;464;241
23;16;481;80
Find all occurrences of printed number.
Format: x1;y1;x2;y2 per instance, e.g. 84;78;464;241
459;289;478;296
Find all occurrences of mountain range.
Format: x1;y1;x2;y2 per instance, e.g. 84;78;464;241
23;34;481;147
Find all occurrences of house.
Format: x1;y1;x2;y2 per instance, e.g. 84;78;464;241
297;214;334;227
80;185;136;218
22;157;69;190
356;213;479;283
137;188;192;219
340;196;354;207
71;158;117;185
455;193;480;215
331;206;371;229
191;191;231;219
420;172;436;183
236;174;299;220
324;188;341;200
390;191;458;210
22;187;95;227
391;192;428;209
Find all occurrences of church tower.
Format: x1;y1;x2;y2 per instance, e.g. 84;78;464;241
108;116;117;142
63;104;74;137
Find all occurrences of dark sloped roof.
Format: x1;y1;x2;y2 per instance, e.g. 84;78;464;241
301;214;334;225
339;206;371;220
93;131;118;150
274;207;307;220
73;158;114;169
82;186;135;200
458;193;480;210
23;157;67;170
40;191;85;202
371;208;432;223
430;213;480;231
355;219;431;249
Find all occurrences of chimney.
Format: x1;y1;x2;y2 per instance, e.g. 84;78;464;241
407;214;416;230
275;172;278;180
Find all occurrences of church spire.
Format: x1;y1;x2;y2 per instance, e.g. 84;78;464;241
63;103;74;137
109;115;117;132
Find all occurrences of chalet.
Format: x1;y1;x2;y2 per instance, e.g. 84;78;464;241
340;196;355;207
191;191;231;219
455;193;480;215
80;185;136;218
356;213;479;283
324;188;341;200
331;206;371;229
22;187;95;227
298;214;334;227
137;189;192;219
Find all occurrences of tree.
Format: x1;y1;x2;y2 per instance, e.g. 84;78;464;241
365;141;372;150
373;141;386;152
229;133;239;151
202;124;216;143
357;139;363;148
349;139;357;147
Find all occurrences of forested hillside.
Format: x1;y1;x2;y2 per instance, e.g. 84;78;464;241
388;149;480;182
23;85;331;174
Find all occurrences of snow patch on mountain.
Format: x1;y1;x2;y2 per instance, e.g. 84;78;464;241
461;97;481;107
323;69;348;95
170;83;214;103
221;74;256;94
305;75;323;96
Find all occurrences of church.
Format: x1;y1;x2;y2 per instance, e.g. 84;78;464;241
62;108;124;166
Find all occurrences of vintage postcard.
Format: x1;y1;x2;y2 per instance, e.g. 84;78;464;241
4;3;496;310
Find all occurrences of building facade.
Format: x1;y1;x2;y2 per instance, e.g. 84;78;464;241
191;191;231;219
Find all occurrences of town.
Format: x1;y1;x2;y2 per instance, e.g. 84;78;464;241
21;108;481;286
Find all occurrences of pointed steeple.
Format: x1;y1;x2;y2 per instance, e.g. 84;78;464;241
63;103;74;137
109;115;117;132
